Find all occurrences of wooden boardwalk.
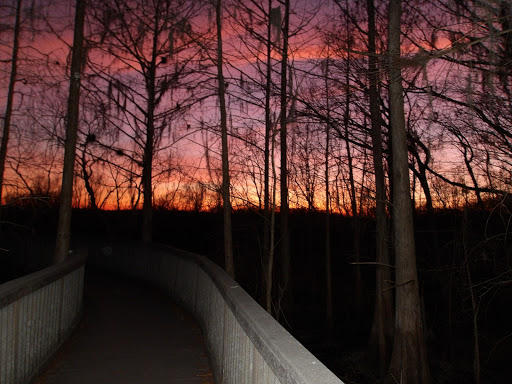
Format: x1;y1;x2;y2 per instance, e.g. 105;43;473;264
34;268;213;384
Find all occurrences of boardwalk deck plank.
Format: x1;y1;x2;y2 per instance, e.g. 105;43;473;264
34;268;213;384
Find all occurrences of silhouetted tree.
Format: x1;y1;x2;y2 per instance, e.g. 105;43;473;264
366;0;393;376
323;51;333;332
0;0;22;205
215;0;235;277
86;0;202;241
387;0;430;381
278;0;291;322
55;0;86;263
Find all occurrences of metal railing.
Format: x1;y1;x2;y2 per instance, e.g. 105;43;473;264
0;253;86;384
89;242;343;384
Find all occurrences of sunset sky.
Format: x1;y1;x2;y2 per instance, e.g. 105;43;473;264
1;0;509;211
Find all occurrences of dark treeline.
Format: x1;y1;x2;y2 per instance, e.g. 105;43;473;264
1;204;512;383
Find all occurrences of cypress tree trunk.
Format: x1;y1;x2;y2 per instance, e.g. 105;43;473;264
54;0;86;263
387;0;430;382
216;0;234;277
263;0;274;314
367;0;393;376
279;0;291;320
141;21;158;243
323;52;333;331
0;0;22;204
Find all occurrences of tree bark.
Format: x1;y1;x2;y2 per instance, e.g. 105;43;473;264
216;0;235;278
141;21;158;243
341;5;364;315
409;139;433;214
324;54;333;331
344;61;357;217
387;0;430;382
80;144;98;209
279;0;291;321
141;113;154;242
0;0;22;205
367;0;393;377
54;0;86;263
268;114;278;316
263;0;274;314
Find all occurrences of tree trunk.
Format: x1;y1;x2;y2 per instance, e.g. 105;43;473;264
387;0;430;382
279;0;291;321
324;54;333;331
263;0;274;314
0;0;22;205
367;0;393;376
417;162;433;214
141;15;161;244
141;121;154;243
54;0;86;263
268;115;278;315
80;145;98;209
216;0;235;278
344;69;357;217
463;146;483;207
341;8;364;315
409;142;434;214
463;206;481;384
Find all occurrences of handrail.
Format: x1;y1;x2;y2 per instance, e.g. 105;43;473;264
89;242;343;384
0;252;86;384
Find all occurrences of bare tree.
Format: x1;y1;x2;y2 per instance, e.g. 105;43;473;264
323;51;333;332
264;0;277;314
278;0;291;322
401;0;512;203
387;0;430;381
86;0;201;241
54;0;86;263
215;0;235;277
289;122;322;210
0;0;22;205
366;0;393;376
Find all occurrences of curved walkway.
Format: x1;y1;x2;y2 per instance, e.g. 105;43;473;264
34;268;213;384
